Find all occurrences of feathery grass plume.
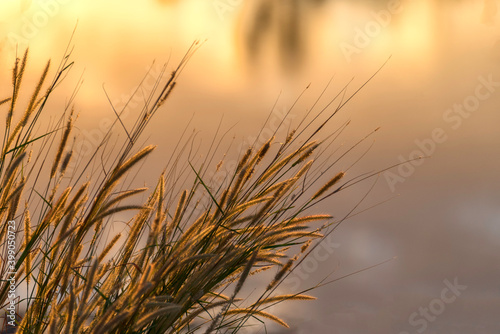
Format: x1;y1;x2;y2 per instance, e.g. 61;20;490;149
14;264;24;283
93;204;148;222
136;263;154;294
5;60;50;151
75;258;99;329
294;159;314;179
218;265;273;286
26;149;33;163
50;107;74;178
246;135;274;172
59;241;76;295
94;311;132;334
7;54;18;126
216;159;224;171
174;190;188;222
98;233;122;263
283;214;332;226
57;284;85;313
165;189;188;241
226;214;256;228
80;146;156;234
271;231;324;245
227;165;249;205
301;239;312;253
172;211;208;250
18;308;29;331
38;186;71;228
258;140;318;185
257;135;274;159
147;175;166;251
73;256;92;269
101;187;149;212
7;49;28;128
1;152;26;189
118;204;155;275
132;264;156;297
47;301;58;334
211;188;229;222
267;257;296;291
276;175;299;196
0;48;386;334
0;180;17;224
294;142;319;165
10;56;18;87
97;261;112;278
259;177;296;197
252;294;316;307
96;268;120;301
51;201;83;259
235;147;253;175
6;178;24;221
201;248;259;334
177;253;216;267
73;244;83;265
5;175;26;205
133;304;182;331
255;253;286;266
86;289;124;332
53;217;78;251
312;171;345;200
173;299;242;332
63;181;89;215
229;196;273;217
59;150;73;174
225;309;289;328
234;249;259;297
283;129;296;147
64;287;76;334
106;145;157;189
250;180;292;226
257;225;310;244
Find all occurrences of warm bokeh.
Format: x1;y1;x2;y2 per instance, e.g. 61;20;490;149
1;0;499;332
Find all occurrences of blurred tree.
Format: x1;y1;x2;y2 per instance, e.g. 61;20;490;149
155;0;329;72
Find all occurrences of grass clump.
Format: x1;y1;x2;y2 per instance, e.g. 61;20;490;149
0;45;382;334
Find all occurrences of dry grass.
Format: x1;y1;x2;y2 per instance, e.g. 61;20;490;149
0;45;383;334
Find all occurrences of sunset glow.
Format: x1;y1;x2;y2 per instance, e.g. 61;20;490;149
1;1;499;333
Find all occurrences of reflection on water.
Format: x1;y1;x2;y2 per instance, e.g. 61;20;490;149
1;2;500;332
211;0;496;72
143;0;499;71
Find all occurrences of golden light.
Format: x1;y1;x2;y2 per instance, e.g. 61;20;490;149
396;0;435;59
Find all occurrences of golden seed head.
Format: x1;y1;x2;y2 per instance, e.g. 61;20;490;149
312;171;345;200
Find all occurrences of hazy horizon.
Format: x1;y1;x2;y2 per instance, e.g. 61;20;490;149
1;0;499;333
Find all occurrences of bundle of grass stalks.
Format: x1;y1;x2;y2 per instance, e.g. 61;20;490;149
0;45;383;334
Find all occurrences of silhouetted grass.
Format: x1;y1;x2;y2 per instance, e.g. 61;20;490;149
0;45;386;333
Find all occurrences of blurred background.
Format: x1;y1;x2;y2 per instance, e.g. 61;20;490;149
1;0;500;333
